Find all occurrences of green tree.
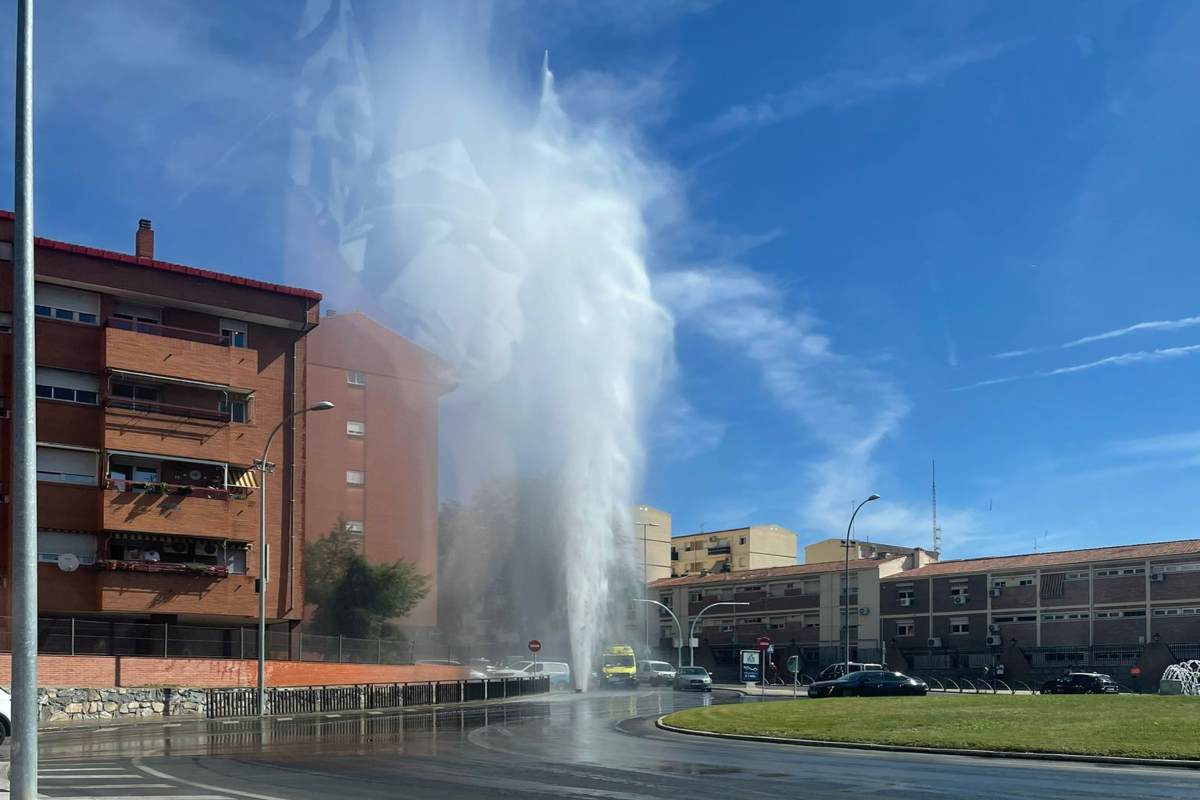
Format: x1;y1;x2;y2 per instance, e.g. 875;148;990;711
303;519;431;639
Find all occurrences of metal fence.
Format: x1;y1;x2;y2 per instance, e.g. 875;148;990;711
0;616;503;666
205;676;551;718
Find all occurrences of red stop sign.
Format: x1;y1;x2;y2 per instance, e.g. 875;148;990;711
528;639;542;653
757;636;771;649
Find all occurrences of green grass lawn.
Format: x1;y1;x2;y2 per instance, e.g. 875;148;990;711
662;695;1200;759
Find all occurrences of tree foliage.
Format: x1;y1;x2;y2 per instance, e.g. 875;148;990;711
303;518;431;639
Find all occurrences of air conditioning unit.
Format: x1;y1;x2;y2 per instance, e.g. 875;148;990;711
953;594;969;605
899;597;913;607
927;637;942;648
989;587;1002;598
1150;572;1165;582
200;542;220;557
987;623;1001;634
164;542;189;555
986;635;1002;646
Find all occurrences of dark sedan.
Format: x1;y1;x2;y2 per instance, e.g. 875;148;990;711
1040;672;1120;694
807;670;928;698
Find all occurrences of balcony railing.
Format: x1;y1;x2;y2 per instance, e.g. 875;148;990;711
104;477;243;500
96;559;229;577
105;397;231;423
707;545;732;555
106;317;231;347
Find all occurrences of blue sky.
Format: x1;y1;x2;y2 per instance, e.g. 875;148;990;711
2;1;1199;558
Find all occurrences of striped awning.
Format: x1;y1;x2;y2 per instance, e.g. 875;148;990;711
230;468;258;489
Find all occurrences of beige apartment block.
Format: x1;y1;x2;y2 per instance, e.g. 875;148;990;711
805;537;938;566
634;505;673;584
672;525;797;576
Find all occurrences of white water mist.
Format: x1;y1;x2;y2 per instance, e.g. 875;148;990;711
288;2;673;687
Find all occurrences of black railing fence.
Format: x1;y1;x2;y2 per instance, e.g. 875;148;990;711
206;676;551;718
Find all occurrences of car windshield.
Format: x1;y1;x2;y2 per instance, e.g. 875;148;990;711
603;655;635;667
679;667;708;676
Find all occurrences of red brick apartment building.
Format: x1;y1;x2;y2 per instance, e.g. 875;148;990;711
304;312;452;628
0;214;320;635
879;539;1200;683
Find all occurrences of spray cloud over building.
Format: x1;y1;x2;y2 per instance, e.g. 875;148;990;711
287;0;673;685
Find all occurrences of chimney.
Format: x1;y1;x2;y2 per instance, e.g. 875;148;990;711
135;219;154;259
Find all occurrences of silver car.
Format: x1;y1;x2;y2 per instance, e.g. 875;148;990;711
673;666;712;692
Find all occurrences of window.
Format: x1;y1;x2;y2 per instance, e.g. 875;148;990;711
949;618;970;634
34;284;99;325
218;399;248;423
768;617;785;630
719;623;734;633
0;311;11;333
345;520;364;535
1065;571;1089;581
36;531;97;566
112;302;161;333
992;615;1034;623
1154;562;1200;575
1154;606;1200;617
1095;566;1145;578
740;585;763;593
111;381;161;404
802;579;820;595
660;594;671;607
802;613;819;628
994;574;1035;587
346;420;366;436
897;589;915;601
739;617;763;625
688;590;702;602
347;370;367;386
346;470;365;485
36;445;98;485
219;319;248;348
896;620;915;637
739;536;747;545
1043;611;1089;622
950;585;969;597
35;368;99;405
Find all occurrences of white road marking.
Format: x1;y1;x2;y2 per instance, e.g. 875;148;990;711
39;767;128;772
134;759;293;800
275;717;292;721
51;783;175;789
40;773;139;779
163;722;183;727
53;796;230;800
221;720;240;725
93;726;120;732
324;714;341;718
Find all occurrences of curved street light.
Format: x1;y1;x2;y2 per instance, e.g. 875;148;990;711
633;598;682;670
843;494;881;674
256;401;335;715
689;601;750;666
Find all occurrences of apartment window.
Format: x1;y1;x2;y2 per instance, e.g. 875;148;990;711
950;585;969;597
346;420;366;437
1154;607;1200;616
1043;611;1089;622
347;370;367;386
897;589;915;601
739;536;747;545
802;579;820;595
346;470;365;485
1154;562;1200;575
896;620;915;637
740;617;763;625
720;623;734;633
218;399;248;424
688;590;702;602
660;594;671;607
36;445;98;485
219;319;248;348
226;548;247;575
345;520;364;535
1065;571;1089;581
34;283;99;325
35;368;98;405
1095;566;1145;578
994;574;1035;587
949;617;970;635
112;302;161;333
0;311;11;334
802;613;819;628
768;617;785;630
111;382;161;405
36;531;97;566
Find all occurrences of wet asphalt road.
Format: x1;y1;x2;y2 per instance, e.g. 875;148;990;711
22;689;1200;799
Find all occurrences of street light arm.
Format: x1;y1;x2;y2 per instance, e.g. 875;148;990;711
633;599;684;669
843;493;879;675
688;601;750;666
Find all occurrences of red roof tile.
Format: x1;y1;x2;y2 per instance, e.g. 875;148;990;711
881;539;1200;580
0;210;322;301
649;557;899;589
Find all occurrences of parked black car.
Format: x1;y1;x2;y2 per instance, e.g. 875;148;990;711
807;670;928;698
1040;672;1120;694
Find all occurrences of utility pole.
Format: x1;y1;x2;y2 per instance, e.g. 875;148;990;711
11;2;38;796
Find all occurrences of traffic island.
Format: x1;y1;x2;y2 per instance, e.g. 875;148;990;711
660;695;1200;762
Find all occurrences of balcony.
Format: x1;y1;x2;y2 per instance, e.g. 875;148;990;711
97;559;228;578
104;320;258;389
706;545;731;555
103;476;257;540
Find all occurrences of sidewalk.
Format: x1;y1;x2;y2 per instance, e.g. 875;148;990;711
715;683;807;698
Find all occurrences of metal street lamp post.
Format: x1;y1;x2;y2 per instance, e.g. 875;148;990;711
636;520;660;652
633;599;682;670
256;401;334;716
843;494;880;675
689;602;749;666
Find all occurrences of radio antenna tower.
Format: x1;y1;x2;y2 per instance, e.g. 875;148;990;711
931;459;942;553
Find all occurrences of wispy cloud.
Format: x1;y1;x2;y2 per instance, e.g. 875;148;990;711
653;396;726;460
1109;429;1200;457
696;41;1015;139
958;342;1200;390
994;314;1200;359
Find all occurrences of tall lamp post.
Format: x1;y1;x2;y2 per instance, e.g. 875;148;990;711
636;520;660;652
689;601;749;666
843;494;880;674
256;400;334;715
633;599;682;669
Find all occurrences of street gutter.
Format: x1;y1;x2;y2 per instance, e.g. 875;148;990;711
655;715;1200;770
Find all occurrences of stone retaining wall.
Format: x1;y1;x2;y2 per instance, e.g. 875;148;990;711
39;687;207;724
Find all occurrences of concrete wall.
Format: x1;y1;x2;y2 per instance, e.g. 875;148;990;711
634;505;672;583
